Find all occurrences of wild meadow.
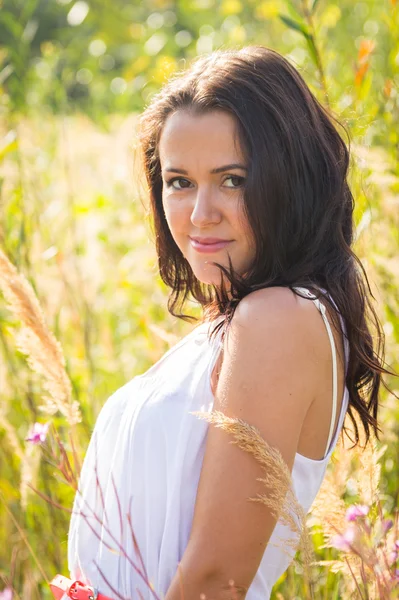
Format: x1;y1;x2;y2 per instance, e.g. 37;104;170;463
0;0;398;598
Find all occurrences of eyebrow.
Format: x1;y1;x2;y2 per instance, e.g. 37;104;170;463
164;163;248;175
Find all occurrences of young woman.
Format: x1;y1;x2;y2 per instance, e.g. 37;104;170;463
66;45;387;600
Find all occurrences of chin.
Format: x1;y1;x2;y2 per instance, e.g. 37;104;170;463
191;264;231;288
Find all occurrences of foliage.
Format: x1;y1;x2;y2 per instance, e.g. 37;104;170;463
0;0;398;598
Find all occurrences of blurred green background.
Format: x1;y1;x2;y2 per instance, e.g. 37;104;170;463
0;0;398;598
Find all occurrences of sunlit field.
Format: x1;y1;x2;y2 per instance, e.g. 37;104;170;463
1;0;399;597
1;109;398;599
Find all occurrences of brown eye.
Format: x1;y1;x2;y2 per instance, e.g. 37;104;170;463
166;177;192;190
223;175;245;188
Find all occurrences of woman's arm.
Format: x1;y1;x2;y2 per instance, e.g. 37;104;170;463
164;287;319;599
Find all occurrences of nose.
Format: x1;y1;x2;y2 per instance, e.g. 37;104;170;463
190;185;222;228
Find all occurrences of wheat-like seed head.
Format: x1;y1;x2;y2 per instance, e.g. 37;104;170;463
189;409;315;596
0;248;81;425
315;554;370;596
310;408;383;541
309;409;395;599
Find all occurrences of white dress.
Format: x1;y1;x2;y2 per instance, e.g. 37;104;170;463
67;286;349;600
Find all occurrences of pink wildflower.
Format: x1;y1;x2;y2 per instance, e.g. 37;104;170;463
0;588;12;600
345;504;370;522
25;421;50;444
382;518;394;534
331;525;356;551
389;540;399;565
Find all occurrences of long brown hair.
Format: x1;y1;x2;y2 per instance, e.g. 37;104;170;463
137;45;398;448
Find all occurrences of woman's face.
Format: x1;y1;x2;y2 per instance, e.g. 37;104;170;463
158;109;256;288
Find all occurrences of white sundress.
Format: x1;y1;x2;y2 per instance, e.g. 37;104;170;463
67;286;350;600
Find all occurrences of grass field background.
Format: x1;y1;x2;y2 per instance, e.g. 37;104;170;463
1;0;399;597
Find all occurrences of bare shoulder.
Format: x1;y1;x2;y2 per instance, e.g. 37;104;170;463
227;285;321;369
233;284;321;318
223;285;345;460
233;285;306;321
212;286;323;465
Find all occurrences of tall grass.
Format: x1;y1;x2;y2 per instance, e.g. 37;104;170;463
0;112;398;598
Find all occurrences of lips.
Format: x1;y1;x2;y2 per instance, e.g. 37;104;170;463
189;238;233;253
190;237;231;244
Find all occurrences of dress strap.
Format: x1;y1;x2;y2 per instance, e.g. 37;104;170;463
293;287;338;458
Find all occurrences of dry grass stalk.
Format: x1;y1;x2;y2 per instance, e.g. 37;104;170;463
20;441;42;511
0;247;81;425
0;404;23;460
310;411;396;598
311;411;385;541
0;490;49;585
190;409;315;597
356;436;386;508
311;412;364;539
310;441;349;544
316;554;368;597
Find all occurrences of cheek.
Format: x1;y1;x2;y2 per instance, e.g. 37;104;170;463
163;202;182;230
162;201;190;247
